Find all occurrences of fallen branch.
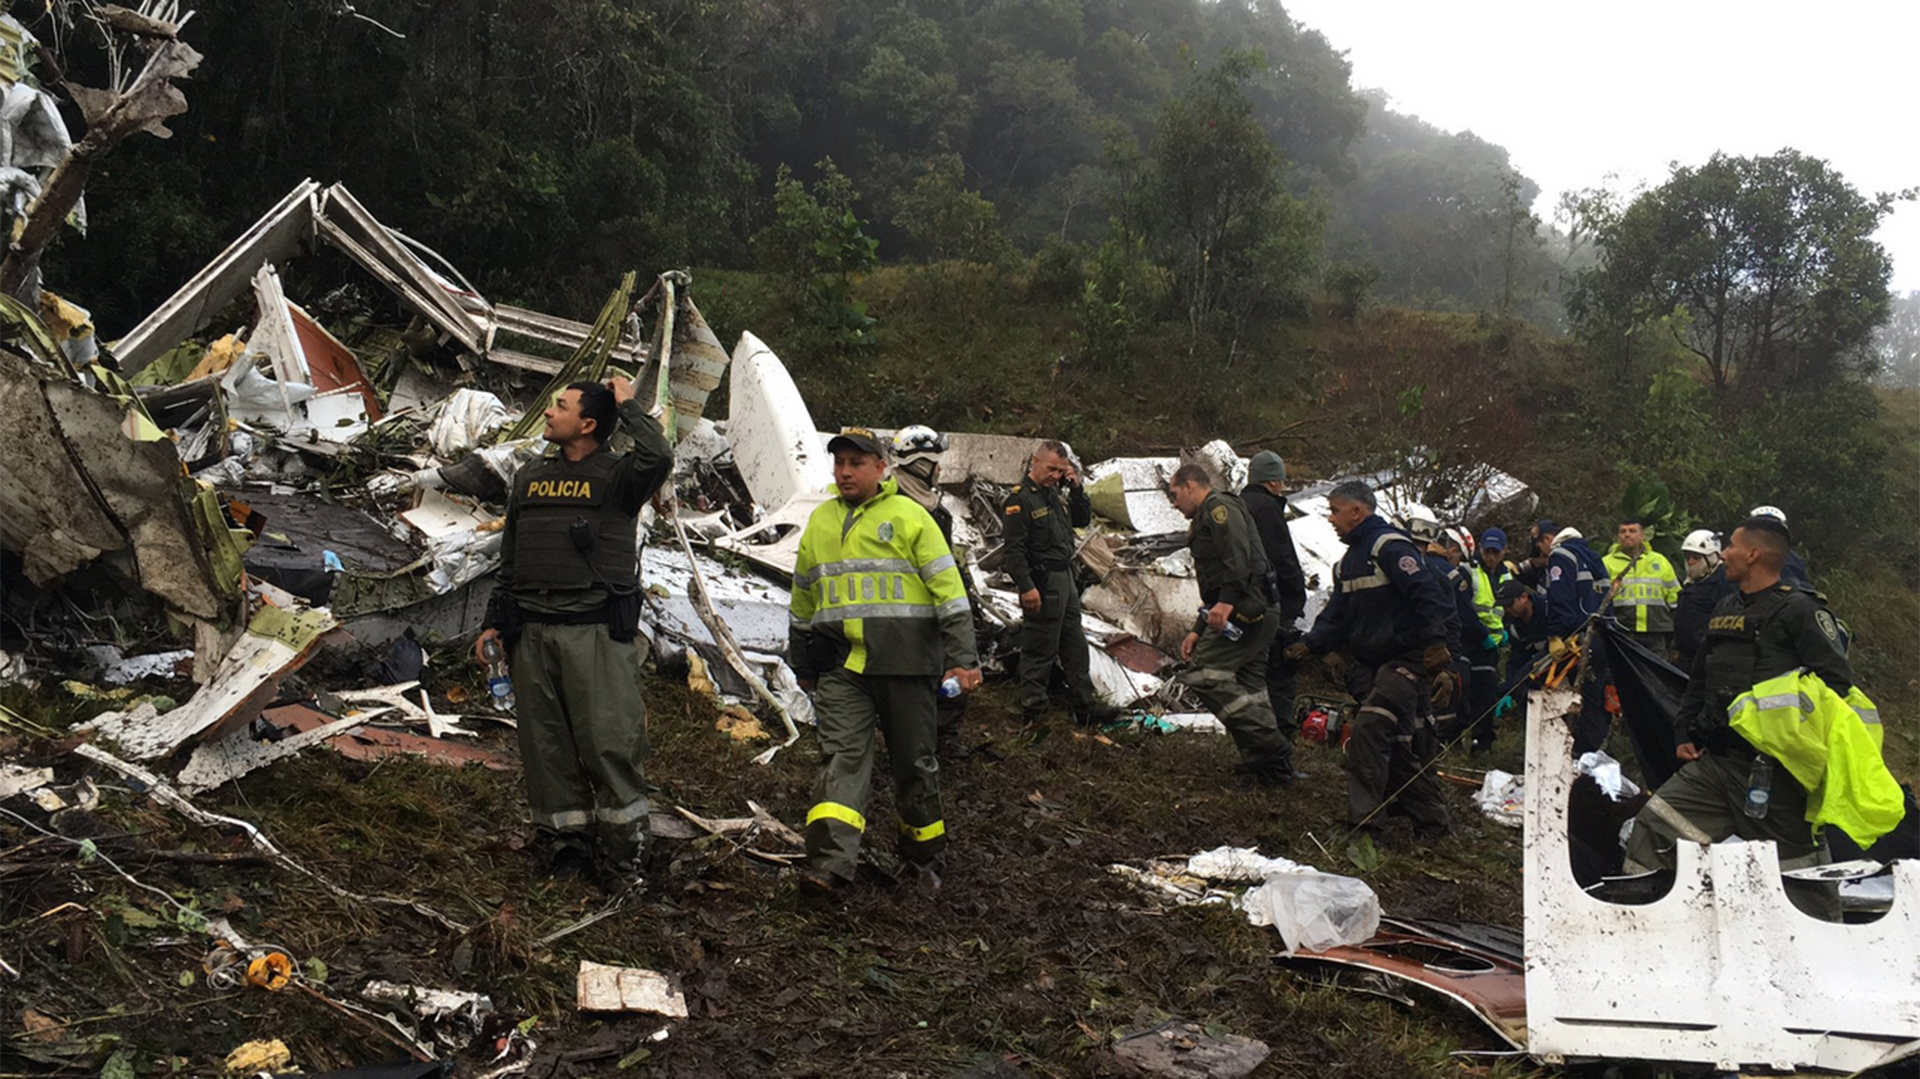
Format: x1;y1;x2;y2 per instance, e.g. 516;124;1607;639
669;514;801;764
74;744;470;934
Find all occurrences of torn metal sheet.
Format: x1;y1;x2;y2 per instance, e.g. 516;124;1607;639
399;489;496;541
1083;457;1188;535
81;605;338;759
0;350;240;619
114;180;323;375
1082;569;1202;655
0;764;54;800
576;961;688;1018
176;710;374;793
937;432;1039;487
724;332;829;514
641;545;790;656
258;702;510;771
288;302;382;422
1281;930;1528;1050
1522;687;1920;1073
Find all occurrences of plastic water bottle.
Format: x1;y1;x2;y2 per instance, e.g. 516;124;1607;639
1199;606;1243;641
939;676;963;699
482;637;515;712
1744;755;1775;819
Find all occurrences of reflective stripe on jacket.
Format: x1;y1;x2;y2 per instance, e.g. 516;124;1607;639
1728;668;1902;848
1603;546;1681;634
789;477;978;677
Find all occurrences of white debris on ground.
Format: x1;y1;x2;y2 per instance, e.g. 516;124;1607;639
1475;770;1524;829
1476;751;1639;830
1110;845;1381;956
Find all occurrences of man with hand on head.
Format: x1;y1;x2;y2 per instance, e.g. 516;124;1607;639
474;377;673;891
1000;439;1103;729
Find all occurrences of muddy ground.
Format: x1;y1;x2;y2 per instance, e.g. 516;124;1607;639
4;650;1576;1078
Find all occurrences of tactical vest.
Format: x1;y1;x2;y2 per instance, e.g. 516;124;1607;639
509;450;640;593
1698;586;1823;734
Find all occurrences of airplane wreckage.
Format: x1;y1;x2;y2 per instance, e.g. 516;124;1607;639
1;180;1914;1075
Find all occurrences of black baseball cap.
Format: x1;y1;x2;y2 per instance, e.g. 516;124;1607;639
827;427;887;458
1494;579;1531;606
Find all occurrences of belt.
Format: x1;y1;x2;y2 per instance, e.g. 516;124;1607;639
1036;559;1073;573
517;605;608;626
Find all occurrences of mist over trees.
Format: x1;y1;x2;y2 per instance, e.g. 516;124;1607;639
41;0;1563;342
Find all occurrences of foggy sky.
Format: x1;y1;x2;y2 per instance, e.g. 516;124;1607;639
1283;0;1919;291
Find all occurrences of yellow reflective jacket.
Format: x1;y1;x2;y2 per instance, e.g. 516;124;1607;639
1603;546;1681;635
789;477;978;678
1728;668;1903;848
1470;562;1508;634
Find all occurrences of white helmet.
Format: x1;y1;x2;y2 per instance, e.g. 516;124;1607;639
1447;525;1475;557
1406;512;1443;545
1681;529;1721;557
891;425;948;468
1748;505;1787;524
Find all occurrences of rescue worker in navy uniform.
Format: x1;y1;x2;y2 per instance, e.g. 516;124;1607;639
1167;464;1295;785
475;377;673;888
1673;528;1730;663
1286;481;1453;841
891;424;978;751
1000;439;1103;727
790;428;982;894
1622;518;1851;919
1240;450;1308;765
1408;513;1474;743
1535;519;1612;753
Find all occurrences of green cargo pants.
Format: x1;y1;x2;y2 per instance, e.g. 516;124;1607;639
1178;616;1294;779
1623;750;1839;919
1016;568;1097;723
805;667;945;883
511;621;651;874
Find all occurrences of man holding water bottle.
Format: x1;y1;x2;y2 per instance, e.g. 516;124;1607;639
790;428;981;895
1166;464;1294;787
473;376;673;890
1621;516;1853;919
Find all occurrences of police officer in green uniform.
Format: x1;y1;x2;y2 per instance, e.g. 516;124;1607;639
474;377;672;887
1166;464;1294;785
791;428;982;895
1001;440;1102;727
1622;516;1851;918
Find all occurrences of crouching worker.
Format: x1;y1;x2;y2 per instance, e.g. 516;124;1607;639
1285;481;1454;842
792;428;982;895
475;377;673;890
1622;517;1866;920
1166;464;1295;786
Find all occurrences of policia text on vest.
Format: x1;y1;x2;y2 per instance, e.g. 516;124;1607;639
477;380;673;884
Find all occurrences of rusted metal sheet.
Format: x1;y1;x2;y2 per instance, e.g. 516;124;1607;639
1283;930;1528;1050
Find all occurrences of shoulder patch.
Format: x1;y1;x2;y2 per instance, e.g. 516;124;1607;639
1815;609;1839;641
1398;555;1421;575
1005;504;1022;515
1550;565;1563;582
1210;505;1229;524
1011;484;1024;493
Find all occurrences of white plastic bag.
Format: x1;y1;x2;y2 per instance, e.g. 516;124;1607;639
1241;871;1380;955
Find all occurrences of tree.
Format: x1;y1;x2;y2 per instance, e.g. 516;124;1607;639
1569;150;1905;399
1133;51;1317;353
1871;291;1920;389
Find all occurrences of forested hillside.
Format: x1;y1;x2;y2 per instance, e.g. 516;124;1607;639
45;0;1554;332
25;0;1918;714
